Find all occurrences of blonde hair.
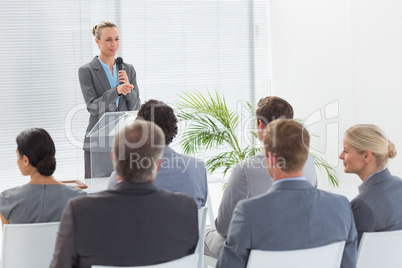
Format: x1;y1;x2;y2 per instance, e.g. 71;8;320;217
92;20;118;40
345;124;397;167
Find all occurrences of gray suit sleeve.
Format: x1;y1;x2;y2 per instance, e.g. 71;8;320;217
340;203;358;268
122;63;140;110
216;201;251;268
351;198;376;244
215;163;248;236
78;66;120;115
50;200;78;268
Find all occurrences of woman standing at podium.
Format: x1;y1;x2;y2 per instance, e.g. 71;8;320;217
79;20;140;178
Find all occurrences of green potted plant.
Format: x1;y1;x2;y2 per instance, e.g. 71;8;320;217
176;90;338;187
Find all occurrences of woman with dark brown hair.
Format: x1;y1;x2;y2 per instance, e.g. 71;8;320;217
0;128;86;225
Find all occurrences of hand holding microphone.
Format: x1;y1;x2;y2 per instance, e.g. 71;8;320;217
115;57;134;95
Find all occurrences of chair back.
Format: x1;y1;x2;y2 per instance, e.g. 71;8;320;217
356;230;402;268
246;241;346;268
203;189;218;268
206;193;216;229
91;253;199;268
204;255;218;268
196;207;207;268
1;222;60;268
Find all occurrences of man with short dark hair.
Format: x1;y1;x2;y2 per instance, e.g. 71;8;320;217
107;99;208;208
50;121;199;268
205;96;318;257
216;119;357;268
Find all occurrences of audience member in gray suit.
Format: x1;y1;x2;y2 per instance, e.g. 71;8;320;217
340;124;402;244
205;96;318;258
107;99;208;208
50;121;199;268
216;119;357;268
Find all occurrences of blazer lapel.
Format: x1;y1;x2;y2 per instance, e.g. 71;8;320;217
91;56;112;92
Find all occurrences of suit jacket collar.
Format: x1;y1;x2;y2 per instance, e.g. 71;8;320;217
268;179;314;193
114;180;158;195
90;56;112;92
358;168;391;193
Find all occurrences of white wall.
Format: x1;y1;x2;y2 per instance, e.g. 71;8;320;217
266;0;402;189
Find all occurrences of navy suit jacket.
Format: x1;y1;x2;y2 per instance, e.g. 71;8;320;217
351;168;402;244
216;180;357;268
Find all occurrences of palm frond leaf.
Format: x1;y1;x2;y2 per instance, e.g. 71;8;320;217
177;90;339;188
205;151;241;176
310;152;339;187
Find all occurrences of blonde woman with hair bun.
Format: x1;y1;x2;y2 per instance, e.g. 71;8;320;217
339;124;402;244
79;20;141;178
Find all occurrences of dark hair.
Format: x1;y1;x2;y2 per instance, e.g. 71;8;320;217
256;96;294;125
136;100;178;145
16;128;56;176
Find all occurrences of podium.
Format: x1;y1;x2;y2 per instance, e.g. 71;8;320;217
87;111;138;178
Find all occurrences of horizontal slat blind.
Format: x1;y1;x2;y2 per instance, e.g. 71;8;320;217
120;0;256;109
0;0;119;189
0;0;269;190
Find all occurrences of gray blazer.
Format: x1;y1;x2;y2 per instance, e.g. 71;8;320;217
204;152;317;258
216;180;357;268
50;181;198;268
108;146;208;208
78;56;141;149
351;168;402;244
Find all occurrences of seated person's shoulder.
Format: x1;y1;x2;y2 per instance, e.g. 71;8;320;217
163;150;207;174
227;153;268;187
234;152;265;171
0;186;31;210
157;189;197;207
174;150;206;165
317;189;351;207
58;184;88;197
1;184;29;197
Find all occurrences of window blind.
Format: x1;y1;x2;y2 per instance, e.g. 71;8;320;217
0;0;269;190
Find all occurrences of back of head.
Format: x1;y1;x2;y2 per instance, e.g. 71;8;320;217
256;96;294;125
92;20;118;40
263;119;309;173
16;128;56;176
136;99;178;145
345;124;396;167
113;121;165;183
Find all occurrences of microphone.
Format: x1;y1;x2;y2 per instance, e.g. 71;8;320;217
116;57;124;85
